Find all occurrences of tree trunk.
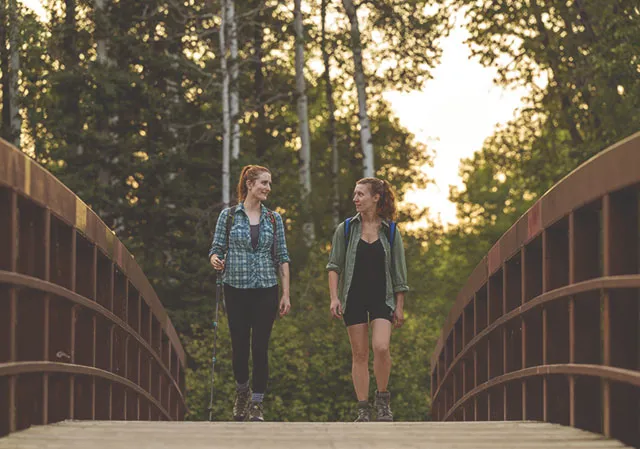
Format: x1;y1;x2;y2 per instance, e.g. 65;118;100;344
342;0;373;178
94;0;114;190
1;0;11;141
228;0;240;160
95;0;108;64
294;0;314;244
321;0;340;227
219;0;231;207
253;3;267;158
64;0;82;154
8;0;21;147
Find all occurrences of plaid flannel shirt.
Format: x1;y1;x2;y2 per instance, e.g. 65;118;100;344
208;203;290;289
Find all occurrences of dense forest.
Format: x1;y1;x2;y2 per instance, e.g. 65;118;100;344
1;0;638;421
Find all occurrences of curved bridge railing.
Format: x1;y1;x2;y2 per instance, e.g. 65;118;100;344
430;132;640;448
0;139;187;437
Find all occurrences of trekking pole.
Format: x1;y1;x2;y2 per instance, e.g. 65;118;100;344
207;271;223;421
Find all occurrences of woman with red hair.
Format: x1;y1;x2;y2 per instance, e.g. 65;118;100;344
209;165;290;422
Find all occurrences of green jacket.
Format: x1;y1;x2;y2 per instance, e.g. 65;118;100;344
326;213;409;312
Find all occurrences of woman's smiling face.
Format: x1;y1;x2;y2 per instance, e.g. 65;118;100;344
247;171;272;201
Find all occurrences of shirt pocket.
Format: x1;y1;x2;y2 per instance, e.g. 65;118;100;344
261;219;275;250
229;221;248;248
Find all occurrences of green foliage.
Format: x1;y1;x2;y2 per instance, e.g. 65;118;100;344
450;0;640;237
445;0;640;279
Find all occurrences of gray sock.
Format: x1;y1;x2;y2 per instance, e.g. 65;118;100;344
236;380;249;392
252;393;265;403
357;400;369;409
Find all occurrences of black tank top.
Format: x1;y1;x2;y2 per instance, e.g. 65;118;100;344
250;224;260;250
349;238;386;297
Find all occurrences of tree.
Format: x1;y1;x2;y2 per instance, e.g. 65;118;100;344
94;0;108;64
448;0;640;243
228;0;240;160
320;0;340;228
294;0;315;245
62;0;81;153
251;0;268;159
341;0;374;177
8;0;20;147
219;0;231;206
1;0;10;142
0;0;21;146
452;0;639;161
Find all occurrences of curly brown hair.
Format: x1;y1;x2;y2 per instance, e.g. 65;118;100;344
237;165;271;202
356;177;397;221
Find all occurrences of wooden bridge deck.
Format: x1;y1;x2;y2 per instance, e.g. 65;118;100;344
0;421;631;448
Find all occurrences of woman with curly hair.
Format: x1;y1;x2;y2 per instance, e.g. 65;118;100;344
326;177;409;422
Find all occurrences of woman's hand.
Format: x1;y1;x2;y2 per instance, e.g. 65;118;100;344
210;254;225;271
279;294;291;317
330;298;342;319
393;305;404;329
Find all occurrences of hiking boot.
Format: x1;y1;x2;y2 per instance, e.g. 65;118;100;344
248;401;264;422
374;391;393;422
233;388;251;421
354;401;371;422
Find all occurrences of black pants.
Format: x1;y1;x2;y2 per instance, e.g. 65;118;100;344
224;284;279;394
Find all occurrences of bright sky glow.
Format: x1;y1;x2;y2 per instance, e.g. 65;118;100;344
385;17;530;226
20;1;529;227
22;0;46;18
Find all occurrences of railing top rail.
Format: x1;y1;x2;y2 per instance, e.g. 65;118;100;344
430;130;640;371
0;138;186;365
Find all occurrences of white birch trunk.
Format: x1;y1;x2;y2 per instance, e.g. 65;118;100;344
228;0;240;160
342;0;374;178
8;0;21;148
220;0;231;207
95;0;108;65
294;0;314;244
321;0;340;228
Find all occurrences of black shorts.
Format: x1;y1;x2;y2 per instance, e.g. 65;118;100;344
343;292;394;326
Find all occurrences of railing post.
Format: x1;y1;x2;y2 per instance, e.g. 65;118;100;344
8;190;18;434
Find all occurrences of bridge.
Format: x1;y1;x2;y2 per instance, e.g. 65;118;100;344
1;133;639;447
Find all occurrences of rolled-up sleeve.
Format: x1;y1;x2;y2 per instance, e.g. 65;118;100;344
391;230;410;293
326;222;345;274
208;208;229;259
274;212;291;264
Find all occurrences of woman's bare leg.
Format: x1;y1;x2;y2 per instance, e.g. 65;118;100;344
371;318;392;392
347;323;370;401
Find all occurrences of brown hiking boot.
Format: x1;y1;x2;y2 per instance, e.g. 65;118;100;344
248;401;264;422
233;388;251;421
354;401;371;422
375;391;393;422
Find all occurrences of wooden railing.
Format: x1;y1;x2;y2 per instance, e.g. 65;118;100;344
430;132;640;448
0;139;187;437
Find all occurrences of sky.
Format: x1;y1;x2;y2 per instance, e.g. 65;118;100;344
384;17;530;226
22;0;45;18
20;1;529;226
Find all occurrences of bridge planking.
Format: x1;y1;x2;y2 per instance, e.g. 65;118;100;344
0;421;632;448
